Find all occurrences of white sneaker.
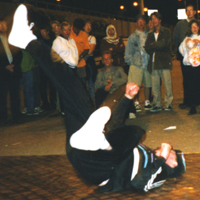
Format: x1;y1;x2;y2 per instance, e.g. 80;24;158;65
135;104;142;112
70;106;111;151
129;113;136;119
34;107;43;113
21;108;27;114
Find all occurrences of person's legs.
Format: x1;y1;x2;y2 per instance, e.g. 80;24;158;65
0;79;9;122
9;77;21;121
33;66;41;109
180;62;190;108
39;67;50;109
151;68;162;108
128;65;143;112
161;69;173;109
22;70;34;113
48;79;57;110
143;69;152;104
187;66;200;115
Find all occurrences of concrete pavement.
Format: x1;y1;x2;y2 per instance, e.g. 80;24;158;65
1;60;200;199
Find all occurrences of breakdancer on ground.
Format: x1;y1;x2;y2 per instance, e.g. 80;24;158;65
8;4;186;192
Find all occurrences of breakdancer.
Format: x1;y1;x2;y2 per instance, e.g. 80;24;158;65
8;4;186;192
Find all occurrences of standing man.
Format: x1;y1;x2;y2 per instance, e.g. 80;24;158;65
51;21;61;37
95;51;127;108
173;4;196;109
145;12;173;112
0;19;22;123
70;18;90;81
125;14;152;113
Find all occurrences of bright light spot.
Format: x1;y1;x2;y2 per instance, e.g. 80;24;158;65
198;10;200;13
120;5;125;10
147;9;158;16
178;9;187;19
56;0;61;2
144;7;148;12
133;2;138;7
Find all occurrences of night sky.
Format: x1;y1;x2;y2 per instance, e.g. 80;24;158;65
41;0;199;25
3;0;199;25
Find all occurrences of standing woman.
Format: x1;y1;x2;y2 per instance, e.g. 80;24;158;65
179;19;200;115
101;24;125;68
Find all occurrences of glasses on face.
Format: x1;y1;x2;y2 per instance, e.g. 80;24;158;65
52;25;58;29
186;9;194;12
103;57;111;60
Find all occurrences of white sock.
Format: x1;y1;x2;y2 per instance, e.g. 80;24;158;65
145;100;150;106
134;101;139;106
70;106;111;151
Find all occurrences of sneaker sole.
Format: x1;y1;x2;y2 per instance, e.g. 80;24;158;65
144;107;153;111
150;109;162;112
136;109;142;113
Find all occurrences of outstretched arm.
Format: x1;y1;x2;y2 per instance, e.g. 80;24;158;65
105;83;139;133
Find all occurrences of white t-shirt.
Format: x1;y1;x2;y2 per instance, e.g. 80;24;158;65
88;35;96;45
152;32;159;62
52;36;79;67
88;35;96;56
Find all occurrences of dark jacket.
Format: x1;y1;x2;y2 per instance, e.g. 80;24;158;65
145;26;172;73
0;38;22;81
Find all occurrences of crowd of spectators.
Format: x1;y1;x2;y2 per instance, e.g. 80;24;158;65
0;3;199;125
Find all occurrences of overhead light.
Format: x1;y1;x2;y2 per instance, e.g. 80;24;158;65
120;5;125;10
133;2;138;7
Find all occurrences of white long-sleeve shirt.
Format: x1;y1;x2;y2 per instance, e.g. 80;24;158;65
52;36;78;68
179;34;200;67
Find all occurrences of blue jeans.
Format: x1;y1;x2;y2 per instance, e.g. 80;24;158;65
21;70;34;112
33;66;41;107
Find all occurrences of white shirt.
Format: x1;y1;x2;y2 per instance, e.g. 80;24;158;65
152;32;159;62
88;35;96;56
52;36;78;68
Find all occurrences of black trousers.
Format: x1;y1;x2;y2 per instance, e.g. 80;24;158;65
0;76;21;121
186;65;200;106
181;61;191;106
26;40;145;188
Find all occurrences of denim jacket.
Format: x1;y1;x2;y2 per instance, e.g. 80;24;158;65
125;29;149;69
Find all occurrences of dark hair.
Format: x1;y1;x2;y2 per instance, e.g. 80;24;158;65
85;19;92;25
102;50;112;58
186;4;196;11
26;5;50;37
50;20;61;27
150;12;162;21
73;18;85;30
185;19;200;36
61;21;70;30
135;14;146;22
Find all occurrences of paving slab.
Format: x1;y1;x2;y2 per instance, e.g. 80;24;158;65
1;60;200;199
0;154;199;200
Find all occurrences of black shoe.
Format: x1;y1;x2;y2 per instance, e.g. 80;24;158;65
165;105;172;111
188;106;197;115
179;103;187;109
150;106;162;112
144;104;153;110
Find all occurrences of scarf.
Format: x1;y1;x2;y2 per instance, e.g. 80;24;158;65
103;24;119;45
